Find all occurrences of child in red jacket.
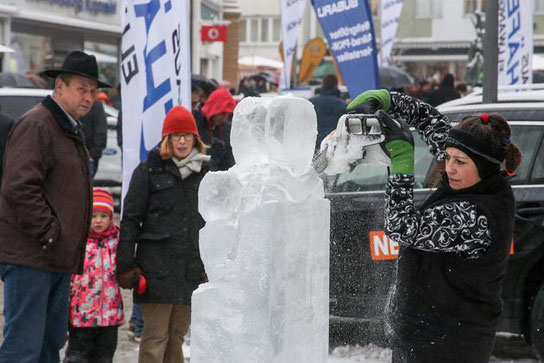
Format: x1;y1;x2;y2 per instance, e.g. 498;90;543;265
64;188;124;362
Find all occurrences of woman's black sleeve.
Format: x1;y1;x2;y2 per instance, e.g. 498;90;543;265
117;163;149;273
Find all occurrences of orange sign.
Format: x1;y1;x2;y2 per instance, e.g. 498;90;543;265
369;231;515;260
369;230;399;261
298;38;327;84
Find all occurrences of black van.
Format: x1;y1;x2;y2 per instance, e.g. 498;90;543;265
326;102;544;359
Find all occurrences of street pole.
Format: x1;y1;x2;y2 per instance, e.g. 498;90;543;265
483;0;498;103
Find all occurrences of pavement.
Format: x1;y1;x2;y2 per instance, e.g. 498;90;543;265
0;282;538;362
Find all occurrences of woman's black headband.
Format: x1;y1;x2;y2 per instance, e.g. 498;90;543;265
445;129;503;165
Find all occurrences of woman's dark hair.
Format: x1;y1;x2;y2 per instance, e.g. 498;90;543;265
456;113;522;174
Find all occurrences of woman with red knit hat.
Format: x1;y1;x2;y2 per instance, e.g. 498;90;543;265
117;105;210;363
199;87;236;171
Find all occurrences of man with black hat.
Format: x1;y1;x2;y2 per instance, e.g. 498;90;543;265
0;50;110;362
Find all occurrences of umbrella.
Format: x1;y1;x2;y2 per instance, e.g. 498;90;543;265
379;66;418;89
312;63;336;79
0;72;37;88
191;74;218;97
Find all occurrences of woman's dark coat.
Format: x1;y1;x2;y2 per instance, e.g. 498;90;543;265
385;92;515;362
117;149;206;305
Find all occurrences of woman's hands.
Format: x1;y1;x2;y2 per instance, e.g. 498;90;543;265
347;89;391;114
377;110;415;175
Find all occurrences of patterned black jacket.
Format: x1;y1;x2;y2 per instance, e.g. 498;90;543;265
385;93;515;362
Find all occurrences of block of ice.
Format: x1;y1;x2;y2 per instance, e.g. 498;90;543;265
198;221;237;281
192;199;330;363
265;96;317;176
192;95;329;363
198;171;242;222
231;97;271;168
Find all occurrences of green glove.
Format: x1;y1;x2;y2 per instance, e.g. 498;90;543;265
376;110;414;175
386;140;414;175
347;89;391;113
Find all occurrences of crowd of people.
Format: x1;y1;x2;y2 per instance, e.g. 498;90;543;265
0;49;520;363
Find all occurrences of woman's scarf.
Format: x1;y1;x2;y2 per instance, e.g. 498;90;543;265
172;148;211;179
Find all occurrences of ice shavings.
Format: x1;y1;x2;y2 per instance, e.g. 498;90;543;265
319;114;390;175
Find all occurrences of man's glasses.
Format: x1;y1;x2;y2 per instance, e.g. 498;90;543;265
171;133;194;141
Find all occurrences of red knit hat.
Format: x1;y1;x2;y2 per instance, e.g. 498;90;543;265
93;187;114;217
162;105;199;139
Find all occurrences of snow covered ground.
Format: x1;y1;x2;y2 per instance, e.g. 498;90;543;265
0;270;536;362
111;338;538;362
58;290;541;362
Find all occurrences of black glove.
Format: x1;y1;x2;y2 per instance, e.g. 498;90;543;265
377;111;413;146
377;111;415;175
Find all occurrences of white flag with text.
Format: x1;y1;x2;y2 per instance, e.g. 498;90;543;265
380;0;403;66
498;0;533;85
280;0;307;89
120;0;191;200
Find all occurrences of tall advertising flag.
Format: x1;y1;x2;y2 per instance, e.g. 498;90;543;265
280;0;307;90
120;0;191;199
380;0;403;66
312;0;379;99
498;0;533;85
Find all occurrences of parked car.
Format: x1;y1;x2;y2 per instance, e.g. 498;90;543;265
0;87;122;188
326;98;544;359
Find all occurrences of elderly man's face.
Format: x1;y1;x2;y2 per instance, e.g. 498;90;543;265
54;75;98;119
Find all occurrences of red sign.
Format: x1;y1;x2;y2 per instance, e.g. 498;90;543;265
201;25;227;42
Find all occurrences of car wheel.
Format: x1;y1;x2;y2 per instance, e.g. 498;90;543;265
530;283;544;360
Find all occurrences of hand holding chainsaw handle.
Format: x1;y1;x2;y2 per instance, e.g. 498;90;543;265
377;110;415;175
347;89;391;114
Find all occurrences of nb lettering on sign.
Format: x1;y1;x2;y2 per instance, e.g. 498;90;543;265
369;230;398;261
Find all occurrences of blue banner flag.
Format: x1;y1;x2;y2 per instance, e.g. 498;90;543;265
311;0;378;98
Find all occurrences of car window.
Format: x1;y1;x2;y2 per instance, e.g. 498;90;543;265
510;125;543;185
0;96;44;120
527;130;544;185
327;132;434;192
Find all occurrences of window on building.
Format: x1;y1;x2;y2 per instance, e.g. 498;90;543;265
415;0;443;18
240;19;247;42
536;0;544;13
250;18;258;42
273;18;281;41
369;0;379;16
464;0;488;14
261;18;269;42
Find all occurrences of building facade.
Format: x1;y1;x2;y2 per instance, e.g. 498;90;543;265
0;0;233;88
238;0;544;84
1;0;121;85
192;0;226;82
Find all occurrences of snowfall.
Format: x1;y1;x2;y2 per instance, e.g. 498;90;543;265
68;96;539;362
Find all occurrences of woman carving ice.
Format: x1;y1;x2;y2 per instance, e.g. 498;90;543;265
347;90;522;362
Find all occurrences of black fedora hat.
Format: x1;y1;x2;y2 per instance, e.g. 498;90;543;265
43;51;111;88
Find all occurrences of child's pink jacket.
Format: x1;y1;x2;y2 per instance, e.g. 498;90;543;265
69;223;124;327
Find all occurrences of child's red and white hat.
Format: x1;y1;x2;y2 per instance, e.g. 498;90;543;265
93;187;114;217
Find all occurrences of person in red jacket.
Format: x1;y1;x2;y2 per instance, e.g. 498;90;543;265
65;188;124;362
199;87;236;171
